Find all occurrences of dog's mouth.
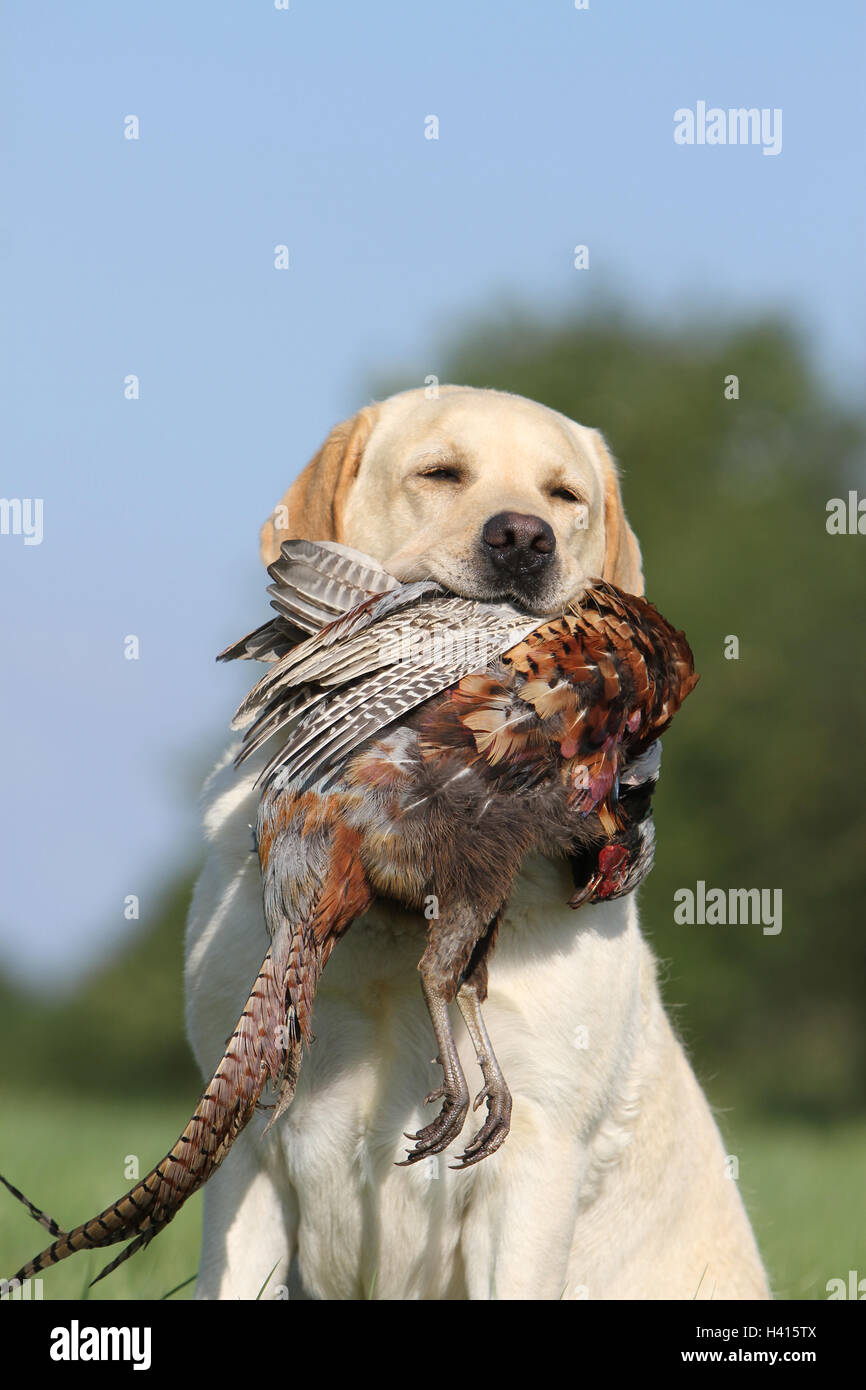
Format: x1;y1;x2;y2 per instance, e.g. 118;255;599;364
391;557;568;617
461;552;573;616
475;580;561;616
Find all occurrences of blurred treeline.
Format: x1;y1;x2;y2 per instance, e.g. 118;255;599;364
2;308;864;1122
420;307;866;1122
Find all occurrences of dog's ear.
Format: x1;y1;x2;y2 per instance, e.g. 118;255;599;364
588;430;644;596
259;405;380;566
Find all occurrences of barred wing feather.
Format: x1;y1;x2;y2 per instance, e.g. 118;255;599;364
219;542;537;791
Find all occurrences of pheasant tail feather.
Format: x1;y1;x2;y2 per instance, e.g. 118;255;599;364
1;936;300;1287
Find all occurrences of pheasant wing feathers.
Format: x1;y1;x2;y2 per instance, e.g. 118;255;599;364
219;540;537;790
265;540;400;633
217;540;401;664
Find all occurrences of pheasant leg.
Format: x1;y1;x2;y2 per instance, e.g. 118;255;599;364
452;980;512;1168
398;970;470;1164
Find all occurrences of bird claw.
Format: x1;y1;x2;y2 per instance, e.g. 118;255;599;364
569;844;632;909
397;1086;470;1164
568;871;602;910
450;1079;512;1169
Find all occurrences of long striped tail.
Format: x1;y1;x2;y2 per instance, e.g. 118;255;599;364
1;935;300;1288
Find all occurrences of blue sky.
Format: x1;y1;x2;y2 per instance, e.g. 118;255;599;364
1;0;863;985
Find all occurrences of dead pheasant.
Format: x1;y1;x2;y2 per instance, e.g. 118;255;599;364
1;540;697;1287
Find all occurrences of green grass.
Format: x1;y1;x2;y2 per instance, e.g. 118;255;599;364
0;1086;862;1300
719;1113;866;1301
0;1087;201;1301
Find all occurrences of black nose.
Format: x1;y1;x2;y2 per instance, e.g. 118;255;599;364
482;511;556;576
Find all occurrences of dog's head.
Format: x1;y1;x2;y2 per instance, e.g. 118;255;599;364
260;386;643;612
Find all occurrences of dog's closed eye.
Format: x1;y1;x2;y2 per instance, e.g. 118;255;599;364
418;465;463;483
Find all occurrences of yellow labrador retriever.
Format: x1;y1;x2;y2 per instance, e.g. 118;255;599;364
186;386;769;1300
